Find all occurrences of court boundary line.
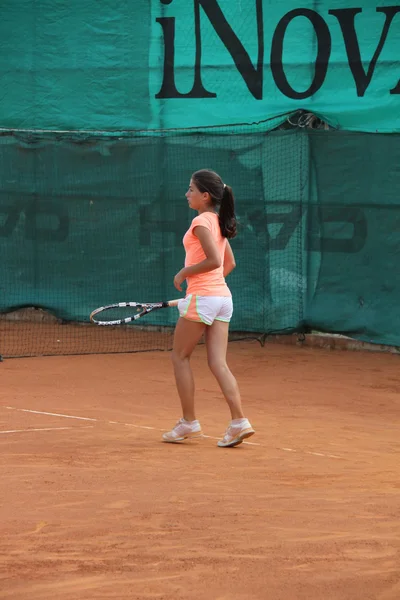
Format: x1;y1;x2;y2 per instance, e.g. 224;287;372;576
2;405;260;446
0;426;94;435
1;405;344;457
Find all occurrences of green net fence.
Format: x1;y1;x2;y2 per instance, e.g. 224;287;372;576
1;123;400;358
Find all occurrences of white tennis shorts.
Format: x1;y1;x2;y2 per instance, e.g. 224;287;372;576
178;294;233;325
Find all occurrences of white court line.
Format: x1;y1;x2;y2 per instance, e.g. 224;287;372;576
308;452;342;459
3;406;260;446
0;426;93;434
281;447;342;459
4;408;97;422
2;407;341;455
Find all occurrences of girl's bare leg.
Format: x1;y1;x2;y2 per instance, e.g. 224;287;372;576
204;320;245;420
171;317;206;421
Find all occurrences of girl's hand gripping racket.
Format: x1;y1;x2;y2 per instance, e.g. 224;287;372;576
90;299;180;326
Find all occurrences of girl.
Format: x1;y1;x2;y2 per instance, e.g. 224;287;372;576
162;169;255;448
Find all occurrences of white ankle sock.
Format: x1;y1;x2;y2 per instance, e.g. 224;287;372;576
231;418;247;425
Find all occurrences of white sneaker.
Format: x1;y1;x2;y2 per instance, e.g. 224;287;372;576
217;418;255;448
162;418;203;443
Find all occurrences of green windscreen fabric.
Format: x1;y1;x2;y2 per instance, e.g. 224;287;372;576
0;126;305;356
307;132;400;344
1;127;400;357
0;1;399;132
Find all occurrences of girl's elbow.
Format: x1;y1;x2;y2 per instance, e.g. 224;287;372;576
212;257;222;269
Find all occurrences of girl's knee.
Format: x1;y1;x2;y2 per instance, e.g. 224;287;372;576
171;349;190;366
208;360;228;376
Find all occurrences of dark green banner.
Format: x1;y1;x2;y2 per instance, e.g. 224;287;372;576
0;1;399;132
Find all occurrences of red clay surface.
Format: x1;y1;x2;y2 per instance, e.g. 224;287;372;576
1;341;400;600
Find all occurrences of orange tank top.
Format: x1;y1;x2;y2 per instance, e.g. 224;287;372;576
183;212;231;297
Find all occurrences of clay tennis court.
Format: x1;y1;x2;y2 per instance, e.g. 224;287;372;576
1;340;400;599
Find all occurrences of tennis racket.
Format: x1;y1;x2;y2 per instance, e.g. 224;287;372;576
90;299;180;326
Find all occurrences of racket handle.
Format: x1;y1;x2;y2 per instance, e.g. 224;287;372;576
165;299;180;307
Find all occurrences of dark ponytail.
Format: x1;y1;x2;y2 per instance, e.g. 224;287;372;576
191;169;237;239
219;185;237;239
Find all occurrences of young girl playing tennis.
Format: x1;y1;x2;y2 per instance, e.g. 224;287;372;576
162;169;255;448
